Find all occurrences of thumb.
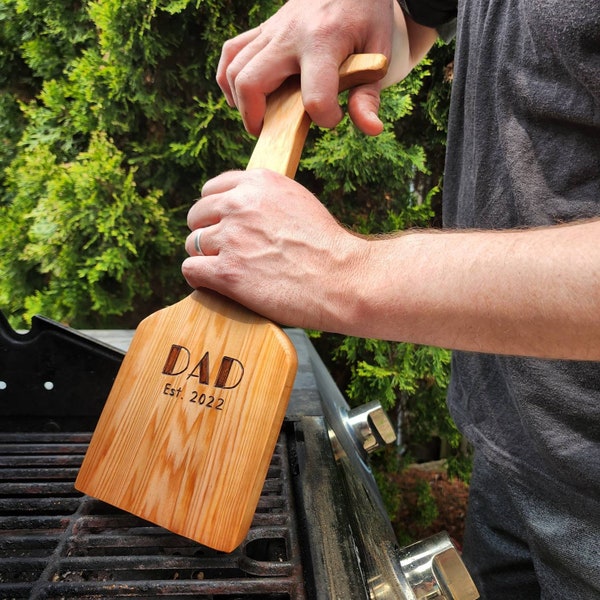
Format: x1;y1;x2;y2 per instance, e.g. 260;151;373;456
347;83;384;136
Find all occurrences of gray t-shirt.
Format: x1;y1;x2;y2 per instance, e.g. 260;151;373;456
414;0;600;492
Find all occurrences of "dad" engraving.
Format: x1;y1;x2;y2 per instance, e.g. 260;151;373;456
161;344;244;390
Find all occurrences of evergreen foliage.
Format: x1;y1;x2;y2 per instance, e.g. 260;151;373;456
0;0;274;326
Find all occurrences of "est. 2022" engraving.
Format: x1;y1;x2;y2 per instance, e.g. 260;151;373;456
161;383;225;410
160;344;246;412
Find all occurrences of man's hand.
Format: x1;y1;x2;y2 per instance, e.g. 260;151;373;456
216;0;396;137
182;169;367;330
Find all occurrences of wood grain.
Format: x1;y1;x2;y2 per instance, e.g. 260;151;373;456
75;53;387;552
77;290;295;551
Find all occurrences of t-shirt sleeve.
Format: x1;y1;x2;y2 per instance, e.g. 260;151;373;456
398;0;458;41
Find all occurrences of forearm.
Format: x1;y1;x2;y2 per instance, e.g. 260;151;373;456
380;2;439;88
185;173;599;361
405;15;439;65
342;219;600;360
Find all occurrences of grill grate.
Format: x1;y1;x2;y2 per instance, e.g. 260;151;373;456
0;430;306;600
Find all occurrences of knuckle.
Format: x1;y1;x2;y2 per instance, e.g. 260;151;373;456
186;209;197;230
181;257;200;284
234;69;258;99
224;64;240;95
219;191;244;216
303;98;342;128
312;19;342;40
221;37;237;57
216;255;244;288
216;68;228;91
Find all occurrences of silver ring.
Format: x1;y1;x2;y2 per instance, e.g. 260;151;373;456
194;229;204;256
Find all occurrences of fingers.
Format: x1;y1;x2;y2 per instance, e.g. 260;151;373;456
216;27;262;106
199;169;242;198
217;28;299;135
230;49;298;136
223;42;359;135
220;39;348;135
186;171;243;232
216;0;396;136
186;199;219;233
298;51;347;129
185;169;263;263
185;227;214;258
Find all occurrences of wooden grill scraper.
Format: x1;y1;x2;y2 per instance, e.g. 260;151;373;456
76;53;388;553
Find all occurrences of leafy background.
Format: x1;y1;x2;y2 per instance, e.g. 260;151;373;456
0;0;469;540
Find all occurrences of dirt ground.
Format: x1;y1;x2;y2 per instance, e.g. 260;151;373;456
390;462;470;549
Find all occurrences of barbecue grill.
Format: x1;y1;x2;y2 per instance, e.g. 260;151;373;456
0;313;478;599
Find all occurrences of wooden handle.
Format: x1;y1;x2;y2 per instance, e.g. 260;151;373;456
246;53;388;177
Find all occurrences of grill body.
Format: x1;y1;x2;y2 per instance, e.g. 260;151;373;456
0;325;376;599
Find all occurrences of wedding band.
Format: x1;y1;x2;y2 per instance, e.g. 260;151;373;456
194;230;204;256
